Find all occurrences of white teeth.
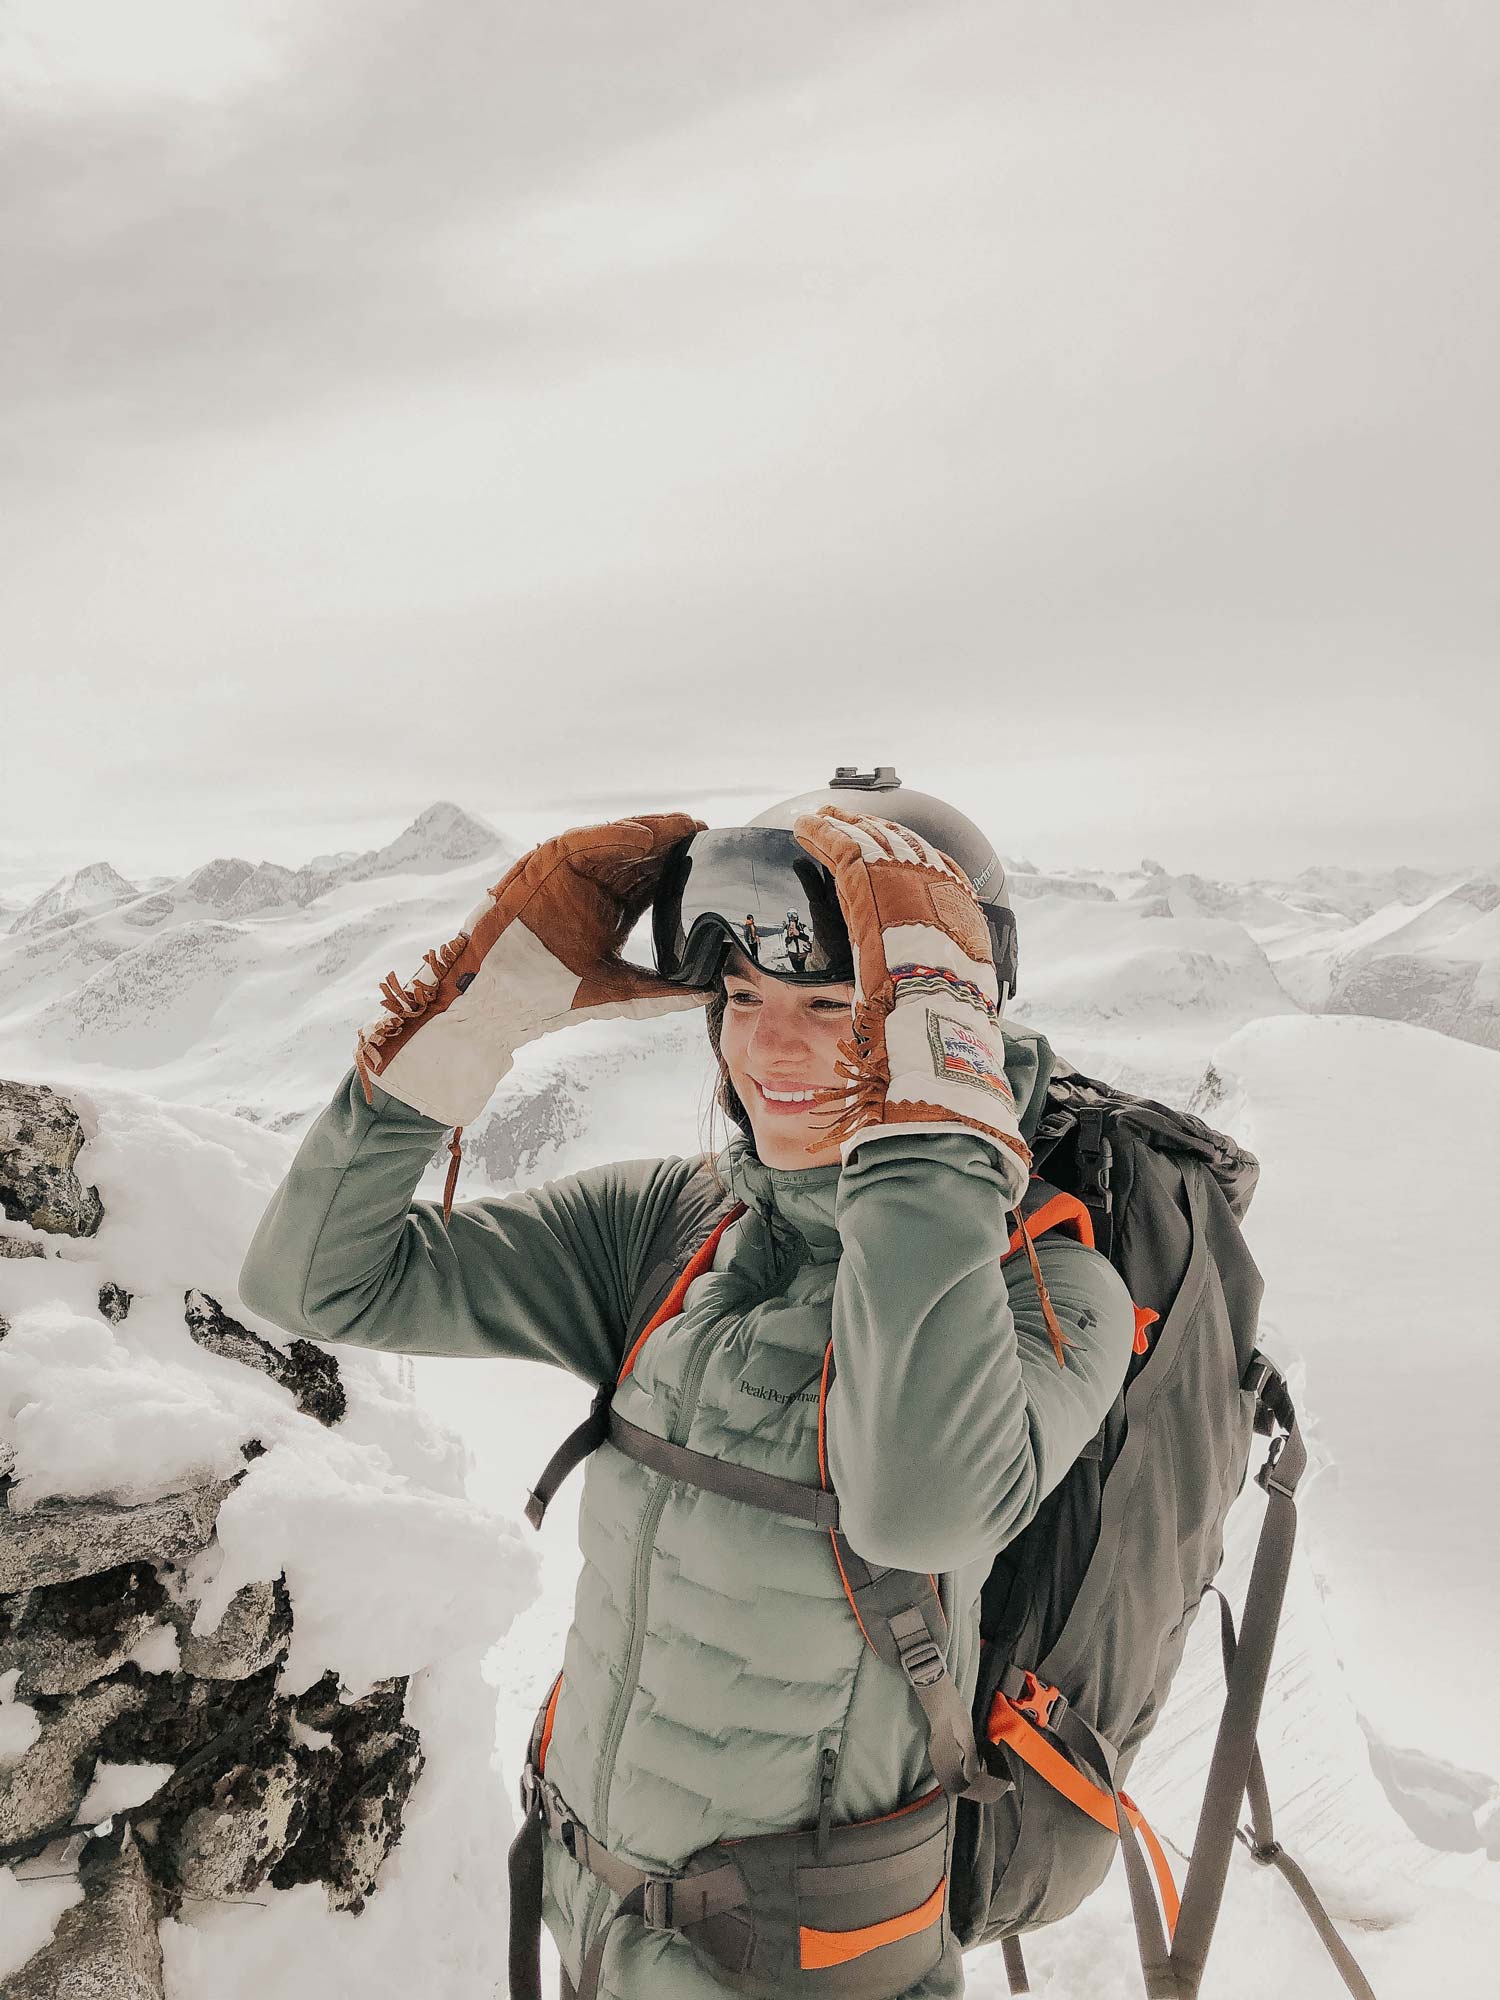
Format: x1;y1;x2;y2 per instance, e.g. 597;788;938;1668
758;1084;829;1103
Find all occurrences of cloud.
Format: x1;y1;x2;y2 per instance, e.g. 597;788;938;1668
3;1;1497;884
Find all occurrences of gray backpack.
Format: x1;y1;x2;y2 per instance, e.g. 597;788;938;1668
945;1063;1374;1996
510;1065;1377;2000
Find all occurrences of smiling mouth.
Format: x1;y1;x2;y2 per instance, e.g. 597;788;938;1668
752;1080;843;1107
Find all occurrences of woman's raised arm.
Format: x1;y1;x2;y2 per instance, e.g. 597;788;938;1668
238;1064;703;1377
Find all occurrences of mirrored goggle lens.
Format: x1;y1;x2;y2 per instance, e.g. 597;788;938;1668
653;828;852;984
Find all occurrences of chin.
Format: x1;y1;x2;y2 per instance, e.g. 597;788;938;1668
752;1125;839;1170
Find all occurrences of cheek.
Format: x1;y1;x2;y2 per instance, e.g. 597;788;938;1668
718;1008;750;1074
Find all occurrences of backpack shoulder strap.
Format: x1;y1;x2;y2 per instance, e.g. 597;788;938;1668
521;1162;742;1530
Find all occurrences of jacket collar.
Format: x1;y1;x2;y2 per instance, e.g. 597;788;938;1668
711;1025;1057;1266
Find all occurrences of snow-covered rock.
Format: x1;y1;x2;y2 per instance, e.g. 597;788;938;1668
0;1081;539;1995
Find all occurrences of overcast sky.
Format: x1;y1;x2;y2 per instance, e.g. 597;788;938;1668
3;0;1497;899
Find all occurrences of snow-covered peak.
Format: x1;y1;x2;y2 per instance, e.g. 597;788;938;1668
340;801;505;885
221;862;306;920
176;857;257;909
6;862;140;937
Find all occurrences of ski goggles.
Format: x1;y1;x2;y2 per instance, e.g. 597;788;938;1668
651;825;1020;996
651;828;855;987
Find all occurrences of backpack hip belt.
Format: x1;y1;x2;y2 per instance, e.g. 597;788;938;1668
509;1743;955;2000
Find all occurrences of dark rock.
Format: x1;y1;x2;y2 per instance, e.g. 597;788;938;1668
271;1672;424;1912
0;1677;146;1850
0;1081;103;1238
93;1656;280;1778
0;1234;44;1258
97;1283;132;1325
0;1823;165;2000
110;1670;295;1911
184;1290;345;1427
1;1561;168;1698
0;1475;241;1594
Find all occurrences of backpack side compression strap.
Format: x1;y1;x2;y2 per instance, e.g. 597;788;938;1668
1204;1587;1378;2000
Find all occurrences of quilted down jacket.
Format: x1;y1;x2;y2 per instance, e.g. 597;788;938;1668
238;1025;1135;1997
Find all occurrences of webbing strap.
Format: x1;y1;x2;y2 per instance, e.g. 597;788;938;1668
986;1689;1181;1944
525;1383;613;1529
1118;1799;1177;1998
1001;1933;1030;1992
1167;1370;1308;1995
1208;1589;1378;2000
607;1410;842;1529
507;1801;547;2000
522;1770;749;2000
525;1200;745;1530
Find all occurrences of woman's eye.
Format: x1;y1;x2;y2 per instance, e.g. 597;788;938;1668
726;993;846;1011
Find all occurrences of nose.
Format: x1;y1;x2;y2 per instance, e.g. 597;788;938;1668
748;1009;813;1066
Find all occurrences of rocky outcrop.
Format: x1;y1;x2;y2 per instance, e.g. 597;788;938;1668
183;1291;345;1426
266;1671;424;1913
0;1479;241;1596
97;1283;131;1326
2;1500;423;1980
0;1825;165;2000
461;1069;585;1185
177;1578;292;1683
0;1677;148;1850
0;1081;103;1239
2;1561;169;1698
0;1076;434;1993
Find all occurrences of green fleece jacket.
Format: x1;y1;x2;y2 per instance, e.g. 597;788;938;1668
238;1027;1134;1998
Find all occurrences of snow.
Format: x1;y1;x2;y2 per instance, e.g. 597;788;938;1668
0;1669;42;1765
0;1870;83;1984
75;1761;178;1827
3;811;1498;1993
1204;1015;1500;1778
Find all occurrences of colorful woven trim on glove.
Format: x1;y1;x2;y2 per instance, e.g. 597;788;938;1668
888;962;998;1020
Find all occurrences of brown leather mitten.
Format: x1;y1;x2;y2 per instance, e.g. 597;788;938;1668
353;814;707;1213
793;805;1030;1204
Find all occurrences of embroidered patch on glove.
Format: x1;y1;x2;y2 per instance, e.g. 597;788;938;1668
926;1009;1015;1102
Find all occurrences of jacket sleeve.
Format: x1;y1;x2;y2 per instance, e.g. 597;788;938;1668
825;1130;1135;1574
237;1066;701;1379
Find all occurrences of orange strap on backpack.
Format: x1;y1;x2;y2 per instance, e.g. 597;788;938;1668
986;1679;1180;1936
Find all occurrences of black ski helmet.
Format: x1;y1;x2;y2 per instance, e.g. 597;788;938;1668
746;765;1019;1002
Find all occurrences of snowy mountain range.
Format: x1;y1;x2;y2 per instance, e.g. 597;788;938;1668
5;807;1491;1148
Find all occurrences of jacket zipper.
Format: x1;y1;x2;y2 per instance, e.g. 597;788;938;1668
814;1738;840;1858
590;1294;729;1845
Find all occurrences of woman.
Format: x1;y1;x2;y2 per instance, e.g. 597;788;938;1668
239;777;1135;2000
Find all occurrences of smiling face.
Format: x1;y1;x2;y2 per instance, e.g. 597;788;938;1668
716;944;856;1170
